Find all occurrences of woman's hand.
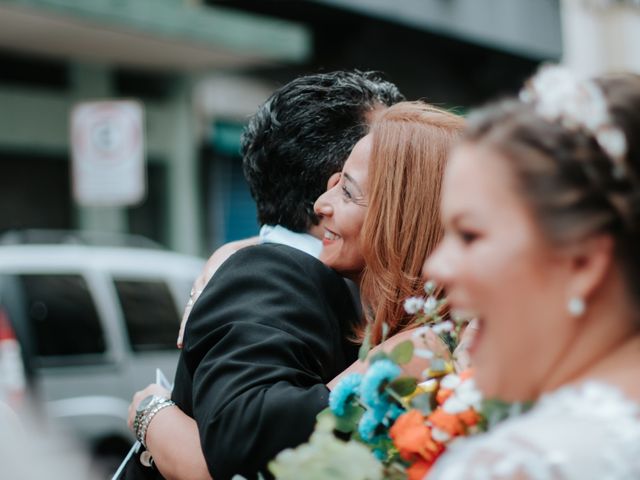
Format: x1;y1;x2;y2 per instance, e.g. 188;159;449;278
127;383;171;432
127;384;212;480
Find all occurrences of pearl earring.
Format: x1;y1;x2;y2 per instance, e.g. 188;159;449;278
568;297;586;317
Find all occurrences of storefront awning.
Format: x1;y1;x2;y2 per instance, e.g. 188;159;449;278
0;0;310;70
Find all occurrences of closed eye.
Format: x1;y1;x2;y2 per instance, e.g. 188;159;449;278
341;184;353;200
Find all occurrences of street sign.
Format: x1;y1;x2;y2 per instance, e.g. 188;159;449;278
71;100;146;207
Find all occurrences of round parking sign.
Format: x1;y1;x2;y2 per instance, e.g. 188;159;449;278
71;101;146;207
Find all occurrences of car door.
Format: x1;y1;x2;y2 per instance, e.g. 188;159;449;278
109;272;183;395
10;268;131;443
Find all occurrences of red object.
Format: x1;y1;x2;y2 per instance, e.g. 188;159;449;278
0;308;16;341
0;306;27;407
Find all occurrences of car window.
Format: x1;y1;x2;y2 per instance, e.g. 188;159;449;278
113;278;179;352
19;274;106;358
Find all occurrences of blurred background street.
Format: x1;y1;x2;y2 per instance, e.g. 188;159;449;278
0;0;567;255
0;0;638;478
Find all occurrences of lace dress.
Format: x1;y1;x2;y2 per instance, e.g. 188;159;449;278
427;382;640;480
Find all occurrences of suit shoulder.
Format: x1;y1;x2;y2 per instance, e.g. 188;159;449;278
217;243;339;280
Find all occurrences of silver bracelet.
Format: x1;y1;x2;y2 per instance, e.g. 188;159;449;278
136;399;176;448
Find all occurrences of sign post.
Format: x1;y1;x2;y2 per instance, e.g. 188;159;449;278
71;100;146;207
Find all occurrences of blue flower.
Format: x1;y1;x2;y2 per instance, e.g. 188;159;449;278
388;403;405;421
358;408;385;442
360;359;401;410
329;373;363;416
372;448;386;461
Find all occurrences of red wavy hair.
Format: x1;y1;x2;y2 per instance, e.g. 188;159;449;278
359;101;464;344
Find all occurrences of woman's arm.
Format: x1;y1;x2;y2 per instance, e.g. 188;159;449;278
128;384;212;480
178;237;259;348
327;327;453;390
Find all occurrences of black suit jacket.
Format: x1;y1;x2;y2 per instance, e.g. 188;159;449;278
171;243;360;480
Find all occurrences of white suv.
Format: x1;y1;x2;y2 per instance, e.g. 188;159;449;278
0;231;204;467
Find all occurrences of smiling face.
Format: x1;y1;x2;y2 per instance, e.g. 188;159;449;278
425;143;576;401
314;135;371;280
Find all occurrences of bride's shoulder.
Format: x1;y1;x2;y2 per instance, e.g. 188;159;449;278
428;381;640;479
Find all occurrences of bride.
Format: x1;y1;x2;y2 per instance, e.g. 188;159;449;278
424;66;640;479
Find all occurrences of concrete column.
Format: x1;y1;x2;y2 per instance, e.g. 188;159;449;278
70;63;128;234
561;0;640;75
166;76;202;255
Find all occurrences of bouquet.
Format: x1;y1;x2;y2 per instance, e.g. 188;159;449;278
269;282;503;480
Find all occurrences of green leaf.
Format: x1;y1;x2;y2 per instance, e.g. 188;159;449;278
441;331;458;353
369;351;389;364
389;340;414;365
409;392;433;415
358;324;372;362
388;376;417;397
316;405;363;434
429;358;448;374
334;403;365;433
381;322;389;342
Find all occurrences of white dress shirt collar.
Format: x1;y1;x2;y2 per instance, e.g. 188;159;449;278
259;224;322;259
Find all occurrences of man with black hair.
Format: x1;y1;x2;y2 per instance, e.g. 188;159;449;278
128;71;403;480
242;71;402;234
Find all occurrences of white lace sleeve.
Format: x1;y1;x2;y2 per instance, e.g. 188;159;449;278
427;382;640;480
427;431;565;480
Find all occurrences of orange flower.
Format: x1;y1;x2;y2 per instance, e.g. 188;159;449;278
406;458;433;480
390;410;442;463
428;408;465;437
435;387;453;405
459;408;481;427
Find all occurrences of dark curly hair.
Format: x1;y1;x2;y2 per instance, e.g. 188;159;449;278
241;70;404;232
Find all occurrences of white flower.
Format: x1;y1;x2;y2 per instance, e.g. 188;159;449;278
442;395;468;414
455;379;483;411
431;427;451;443
424;281;436;294
520;64;629;175
596;126;627;160
414;348;434;359
423;296;438;314
432;320;454;335
404;296;425;315
527;66;579;124
411;325;432;338
440;374;461;390
418;378;438;392
441;377;483;414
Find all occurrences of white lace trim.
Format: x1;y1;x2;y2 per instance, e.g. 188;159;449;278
427;381;640;480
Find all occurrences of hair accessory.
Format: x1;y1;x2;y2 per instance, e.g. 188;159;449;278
567;296;586;317
519;64;628;179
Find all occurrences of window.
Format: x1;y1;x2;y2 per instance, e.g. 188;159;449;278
113;279;180;352
0;152;72;234
19;274;106;358
0;48;69;90
201;120;259;250
127;162;168;247
113;69;176;101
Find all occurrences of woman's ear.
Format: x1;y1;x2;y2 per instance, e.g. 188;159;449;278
326;172;341;190
567;234;615;301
